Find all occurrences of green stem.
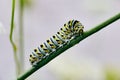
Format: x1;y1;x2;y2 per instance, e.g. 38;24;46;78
10;0;21;76
18;0;24;73
17;13;120;80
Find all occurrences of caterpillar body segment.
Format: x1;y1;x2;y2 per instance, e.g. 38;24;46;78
29;53;40;65
40;44;50;54
46;39;57;52
56;31;69;42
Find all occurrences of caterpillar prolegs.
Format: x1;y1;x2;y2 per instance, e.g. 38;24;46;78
29;20;84;66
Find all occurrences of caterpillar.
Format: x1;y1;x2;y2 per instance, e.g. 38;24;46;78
29;20;84;66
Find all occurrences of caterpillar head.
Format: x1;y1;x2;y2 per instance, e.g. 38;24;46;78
74;20;84;35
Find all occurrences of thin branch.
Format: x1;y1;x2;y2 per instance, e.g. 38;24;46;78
10;0;21;76
17;13;120;80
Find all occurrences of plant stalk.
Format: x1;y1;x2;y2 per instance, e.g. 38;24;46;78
10;0;21;77
17;13;120;80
